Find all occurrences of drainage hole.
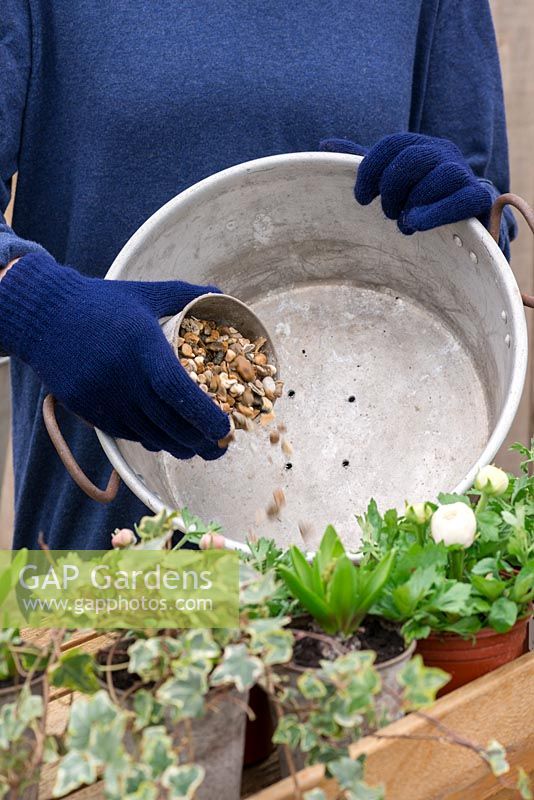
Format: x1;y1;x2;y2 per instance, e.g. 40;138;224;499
285;462;293;470
342;460;350;468
288;389;296;398
348;396;355;403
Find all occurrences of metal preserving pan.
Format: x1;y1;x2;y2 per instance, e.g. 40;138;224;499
44;154;533;550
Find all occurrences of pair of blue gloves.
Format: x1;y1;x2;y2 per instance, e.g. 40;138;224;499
0;133;509;462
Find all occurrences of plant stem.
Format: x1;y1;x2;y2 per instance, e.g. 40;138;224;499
476;493;488;513
449;549;465;581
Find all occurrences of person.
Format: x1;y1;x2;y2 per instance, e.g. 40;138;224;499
0;0;516;549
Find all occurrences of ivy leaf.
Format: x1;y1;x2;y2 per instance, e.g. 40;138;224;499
272;714;302;748
53;751;98;797
141;726;174;776
483;740;510;776
240;570;279;606
67;691;118;752
156;668;207;719
210;644;263;692
327;755;365;787
517;767;533;800
297;672;327;699
127;638;167;682
397;655;449;709
488;598;518;633
161;764;205;799
51;649;100;694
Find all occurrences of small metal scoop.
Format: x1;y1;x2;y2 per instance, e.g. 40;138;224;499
161;292;279;373
161;293;280;447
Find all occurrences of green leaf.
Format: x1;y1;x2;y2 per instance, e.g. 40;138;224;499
327;555;359;634
51;649;100;694
391;567;437;617
210;643;263;692
127;638;167;681
517;767;533;800
53;752;98;797
141;726;174;776
488;598;518;633
484;740;510;777
67;691;119;752
161;764;205;799
510;563;534;603
470;574;505;602
289;546;316;591
428;581;471;614
327;756;365;788
278;565;334;631
156;668;207;719
398;655;449;709
437;493;471;506
356;550;396;624
272;714;302;748
316;525;345;576
297;671;327;699
442;615;482;637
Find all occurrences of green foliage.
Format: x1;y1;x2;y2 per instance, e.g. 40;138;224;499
397;655;449;708
278;526;395;636
51;648;100;694
362;449;534;639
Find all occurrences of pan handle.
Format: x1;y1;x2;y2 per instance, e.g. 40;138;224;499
489;192;534;309
42;394;121;503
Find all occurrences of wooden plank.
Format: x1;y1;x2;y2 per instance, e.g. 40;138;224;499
491;0;534;471
248;653;534;800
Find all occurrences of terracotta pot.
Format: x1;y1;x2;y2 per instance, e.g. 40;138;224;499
0;673;44;800
244;685;275;766
416;616;530;695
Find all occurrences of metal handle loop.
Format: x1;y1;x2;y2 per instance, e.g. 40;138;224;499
43;394;121;504
489;192;534;308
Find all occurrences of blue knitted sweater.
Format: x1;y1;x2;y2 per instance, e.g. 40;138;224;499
0;0;512;548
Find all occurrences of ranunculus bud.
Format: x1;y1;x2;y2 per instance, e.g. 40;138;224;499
199;533;226;550
111;528;136;548
405;502;433;525
430;502;476;548
474;465;509;497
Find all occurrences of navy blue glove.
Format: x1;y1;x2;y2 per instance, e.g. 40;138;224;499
0;253;231;460
319;133;500;243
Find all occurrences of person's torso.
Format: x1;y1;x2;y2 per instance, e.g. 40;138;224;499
15;0;428;274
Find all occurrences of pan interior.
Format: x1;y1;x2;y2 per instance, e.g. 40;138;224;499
158;280;489;550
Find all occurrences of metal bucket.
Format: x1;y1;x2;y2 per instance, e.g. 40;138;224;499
47;154;530;550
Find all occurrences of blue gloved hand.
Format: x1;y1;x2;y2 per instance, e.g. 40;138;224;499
319;133;494;235
0;252;231;460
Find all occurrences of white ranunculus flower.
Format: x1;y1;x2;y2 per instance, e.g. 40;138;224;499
474;465;509;497
430;502;477;548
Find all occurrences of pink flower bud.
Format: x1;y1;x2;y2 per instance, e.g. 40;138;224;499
199;533;226;550
111;528;136;548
